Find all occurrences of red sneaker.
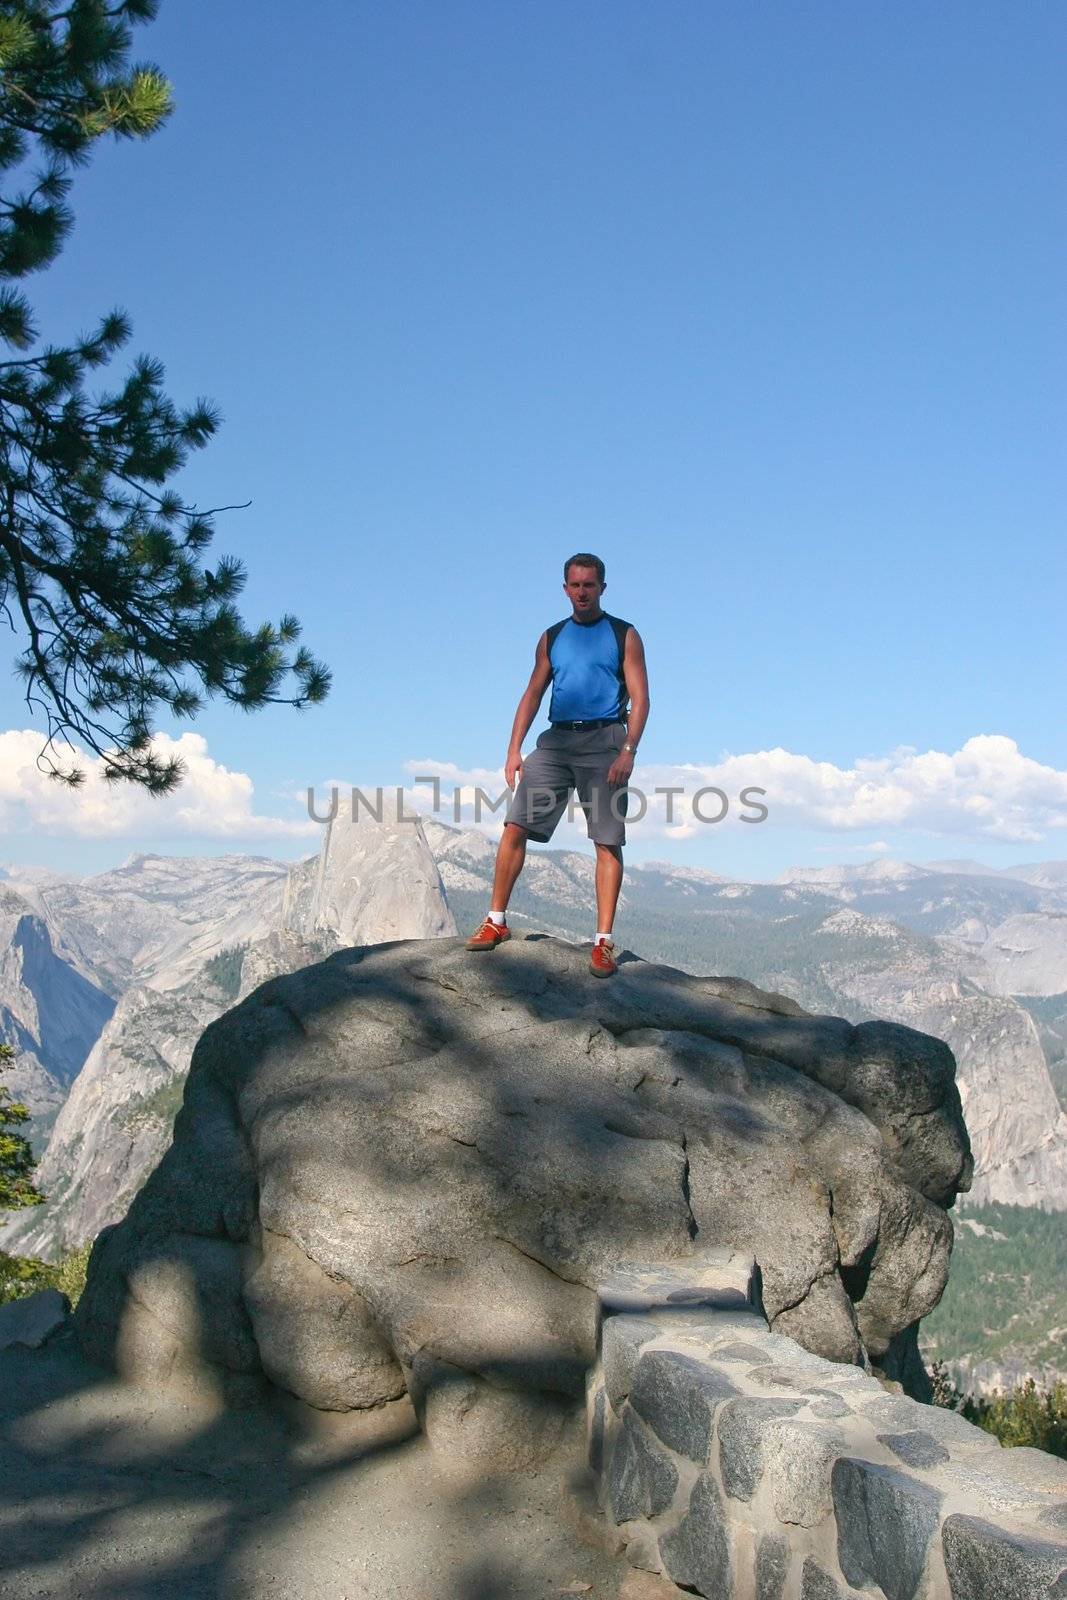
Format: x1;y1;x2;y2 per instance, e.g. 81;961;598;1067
465;918;511;951
590;939;617;977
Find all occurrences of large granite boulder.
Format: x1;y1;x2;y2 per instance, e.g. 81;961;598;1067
75;935;971;1464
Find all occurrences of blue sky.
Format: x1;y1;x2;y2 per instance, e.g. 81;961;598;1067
2;0;1065;880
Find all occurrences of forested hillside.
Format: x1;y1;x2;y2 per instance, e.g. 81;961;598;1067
922;1205;1067;1390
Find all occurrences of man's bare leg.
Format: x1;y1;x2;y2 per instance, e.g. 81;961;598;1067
490;823;528;913
467;825;529;949
594;843;624;936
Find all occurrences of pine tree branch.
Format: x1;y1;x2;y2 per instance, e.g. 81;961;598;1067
0;0;331;789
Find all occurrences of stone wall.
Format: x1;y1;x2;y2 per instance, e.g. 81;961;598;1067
588;1256;1067;1599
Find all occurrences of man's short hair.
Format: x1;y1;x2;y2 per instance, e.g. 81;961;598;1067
564;552;605;583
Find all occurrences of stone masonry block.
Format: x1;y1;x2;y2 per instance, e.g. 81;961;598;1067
749;1337;868;1381
833;1457;942;1600
991;1448;1067;1497
877;1430;950;1470
597;1254;755;1324
717;1396;804;1501
942;1514;1067;1600
707;1340;773;1366
753;1361;874;1395
811;1394;853;1420
755;1532;791;1600
631;1348;739;1463
652;1306;769;1345
984;1444;1067;1529
939;1456;1067;1524
603;1314;660;1408
766;1418;850;1527
857;1392;993;1451
608;1407;680;1524
622;1521;664;1574
660;1472;731;1599
801;1558;863;1599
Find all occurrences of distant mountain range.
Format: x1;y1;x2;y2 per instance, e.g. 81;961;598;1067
3;828;1067;1270
0;806;455;1258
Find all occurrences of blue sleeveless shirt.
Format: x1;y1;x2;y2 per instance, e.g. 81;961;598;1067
546;613;632;723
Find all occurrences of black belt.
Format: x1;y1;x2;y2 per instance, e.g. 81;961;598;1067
550;718;622;731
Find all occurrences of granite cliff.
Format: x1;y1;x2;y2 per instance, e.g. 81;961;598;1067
77;933;973;1460
0;882;114;1147
2;808;455;1258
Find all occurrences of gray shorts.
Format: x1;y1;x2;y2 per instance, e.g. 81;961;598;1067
505;722;629;846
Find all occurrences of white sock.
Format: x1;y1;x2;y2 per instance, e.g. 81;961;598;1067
488;910;507;926
595;931;613;945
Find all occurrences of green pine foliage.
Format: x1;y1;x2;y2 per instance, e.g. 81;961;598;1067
0;1246;51;1300
0;1035;90;1306
970;1379;1067;1457
204;942;246;1000
931;1363;1067;1460
0;1;329;792
0;1040;44;1207
0;1239;91;1306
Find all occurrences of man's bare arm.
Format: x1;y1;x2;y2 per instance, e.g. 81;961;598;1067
607;627;650;786
623;627;650;747
505;632;552;788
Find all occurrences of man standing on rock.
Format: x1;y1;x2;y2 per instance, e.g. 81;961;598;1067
466;553;649;976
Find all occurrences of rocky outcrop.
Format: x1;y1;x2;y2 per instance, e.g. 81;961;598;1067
5;810;455;1259
0;1288;69;1350
76;934;972;1463
428;827;1067;1208
954;911;1067;999
793;910;1067;1210
0;884;114;1142
1;963;308;1259
770;858;1067;1206
284;804;456;946
25;852;292;995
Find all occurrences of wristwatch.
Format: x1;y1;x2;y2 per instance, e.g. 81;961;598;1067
623;742;636;755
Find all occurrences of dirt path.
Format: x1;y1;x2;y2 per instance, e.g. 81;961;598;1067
0;1333;639;1600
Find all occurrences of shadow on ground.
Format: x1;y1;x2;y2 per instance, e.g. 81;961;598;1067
0;1329;626;1599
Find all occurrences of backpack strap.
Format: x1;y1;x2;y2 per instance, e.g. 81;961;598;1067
607;614;632;718
544;618;568;669
608;614;632;664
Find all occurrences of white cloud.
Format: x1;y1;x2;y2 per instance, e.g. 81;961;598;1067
401;735;1067;845
0;729;317;840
